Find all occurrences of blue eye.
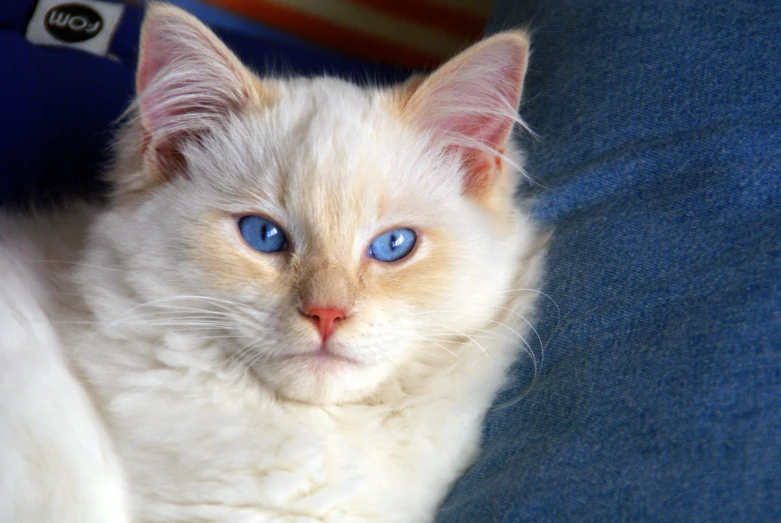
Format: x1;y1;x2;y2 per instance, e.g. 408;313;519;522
367;228;417;262
238;216;288;253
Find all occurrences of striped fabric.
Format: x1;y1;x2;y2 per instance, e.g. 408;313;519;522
203;0;493;67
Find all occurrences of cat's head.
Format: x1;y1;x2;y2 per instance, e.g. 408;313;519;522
89;5;536;404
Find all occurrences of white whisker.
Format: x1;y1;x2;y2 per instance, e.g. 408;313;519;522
416;337;460;360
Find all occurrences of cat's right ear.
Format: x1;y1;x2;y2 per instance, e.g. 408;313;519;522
131;4;269;187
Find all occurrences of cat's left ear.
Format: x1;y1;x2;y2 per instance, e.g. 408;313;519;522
398;32;530;205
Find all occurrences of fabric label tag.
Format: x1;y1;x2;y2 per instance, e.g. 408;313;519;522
25;0;124;57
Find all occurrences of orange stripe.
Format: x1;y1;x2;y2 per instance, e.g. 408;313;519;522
205;0;442;68
344;0;486;39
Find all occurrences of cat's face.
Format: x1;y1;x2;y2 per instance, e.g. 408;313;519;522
92;6;532;404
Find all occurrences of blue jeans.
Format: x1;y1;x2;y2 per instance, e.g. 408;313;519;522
438;1;781;521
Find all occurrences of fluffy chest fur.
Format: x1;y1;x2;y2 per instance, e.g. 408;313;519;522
71;326;519;522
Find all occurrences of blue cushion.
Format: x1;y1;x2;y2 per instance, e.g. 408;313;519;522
0;1;138;206
438;1;781;521
0;0;410;208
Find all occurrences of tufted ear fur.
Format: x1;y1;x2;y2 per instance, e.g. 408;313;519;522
130;4;270;189
399;32;530;204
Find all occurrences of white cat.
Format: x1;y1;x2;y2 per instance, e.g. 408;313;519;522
0;5;544;522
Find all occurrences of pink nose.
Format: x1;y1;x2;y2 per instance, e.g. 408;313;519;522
302;306;347;341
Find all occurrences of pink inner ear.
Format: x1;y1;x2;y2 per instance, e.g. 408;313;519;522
136;9;187;100
407;35;528;193
436;105;517;157
134;7;252;156
136;44;166;97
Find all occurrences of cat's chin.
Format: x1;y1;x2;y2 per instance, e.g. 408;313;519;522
253;353;393;405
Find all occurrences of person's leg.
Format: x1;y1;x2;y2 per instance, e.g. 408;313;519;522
438;1;781;521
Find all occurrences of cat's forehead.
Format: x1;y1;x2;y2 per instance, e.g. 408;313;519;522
270;77;399;159
199;77;460;220
279;77;375;117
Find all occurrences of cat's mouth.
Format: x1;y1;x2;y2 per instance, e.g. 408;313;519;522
280;347;359;367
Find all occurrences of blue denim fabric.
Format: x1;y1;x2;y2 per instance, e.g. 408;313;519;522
438;1;781;521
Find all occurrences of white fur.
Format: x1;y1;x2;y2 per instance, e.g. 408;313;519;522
0;217;129;523
0;7;543;522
